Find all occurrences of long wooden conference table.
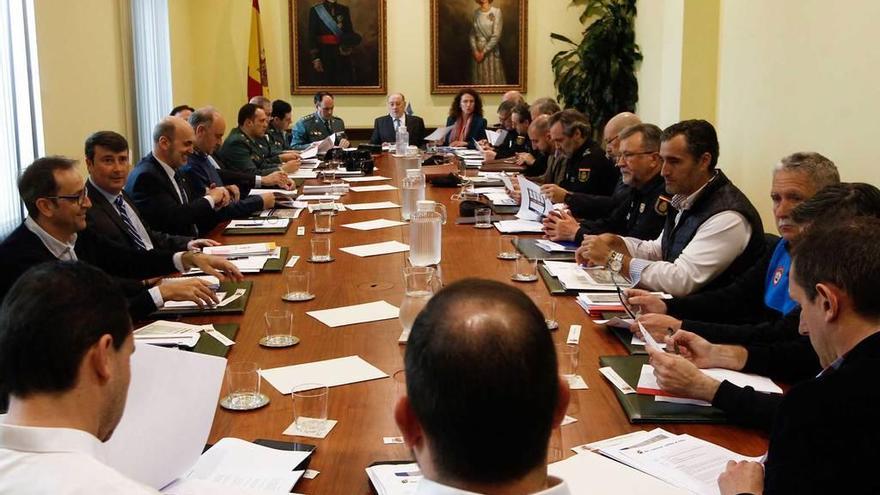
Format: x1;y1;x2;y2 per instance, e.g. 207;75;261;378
190;153;768;494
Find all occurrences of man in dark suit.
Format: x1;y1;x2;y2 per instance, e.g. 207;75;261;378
715;217;880;495
84;130;215;252
369;93;426;146
125;117;231;237
181;107;295;220
0;156;242;319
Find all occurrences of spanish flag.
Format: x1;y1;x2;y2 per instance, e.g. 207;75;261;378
247;0;269;98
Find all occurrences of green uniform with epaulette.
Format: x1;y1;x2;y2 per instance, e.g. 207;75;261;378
217;127;282;176
290;112;346;150
266;126;292;158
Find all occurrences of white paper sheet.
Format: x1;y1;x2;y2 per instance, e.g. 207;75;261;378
350;184;398;192
165;438;310;494
548;451;689;495
341;175;391;182
248;189;298;197
493;220;543;233
341;219;407;231
516;175;554;221
306;300;400;328
104;344;227;489
203;243;276;257
345;201;401;211
424;125;453;141
485;193;517;206
637;364;782;400
161;275;220;290
161;292;227;309
289;170;318;179
302;184;349;194
296;194;341;201
260;355;389;394
340;240;410;257
485;128;508;147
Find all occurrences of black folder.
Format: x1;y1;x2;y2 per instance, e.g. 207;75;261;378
599;355;729;424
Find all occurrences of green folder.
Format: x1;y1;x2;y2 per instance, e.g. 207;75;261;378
261;247;288;272
149;281;253;318
190;323;239;358
539;264;573;295
598;355;729;424
515;238;576;261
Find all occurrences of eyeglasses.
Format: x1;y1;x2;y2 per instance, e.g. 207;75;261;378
604;135;620;160
46;188;89;206
611;272;638;320
616;150;657;163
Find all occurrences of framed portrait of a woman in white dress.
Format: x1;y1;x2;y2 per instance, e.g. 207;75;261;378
430;0;527;94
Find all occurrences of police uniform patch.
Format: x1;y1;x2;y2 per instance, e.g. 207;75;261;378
515;135;526;146
772;266;784;286
655;197;669;216
577;168;591;183
639;203;645;213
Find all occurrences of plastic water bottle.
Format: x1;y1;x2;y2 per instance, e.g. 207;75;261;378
401;169;425;221
408;200;446;266
396;124;408;156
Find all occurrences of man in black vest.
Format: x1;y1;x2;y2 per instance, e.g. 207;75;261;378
576;119;764;297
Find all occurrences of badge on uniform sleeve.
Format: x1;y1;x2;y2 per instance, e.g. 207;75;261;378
639;203;645;213
772;266;784;285
577;168;591;182
515;135;526;146
655;196;670;216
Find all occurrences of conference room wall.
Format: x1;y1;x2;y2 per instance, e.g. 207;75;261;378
32;0;136;165
167;0;585;129
715;0;880;228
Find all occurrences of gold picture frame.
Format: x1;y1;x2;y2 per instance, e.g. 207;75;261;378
289;0;387;94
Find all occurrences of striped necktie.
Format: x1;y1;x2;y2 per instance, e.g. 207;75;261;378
114;195;147;250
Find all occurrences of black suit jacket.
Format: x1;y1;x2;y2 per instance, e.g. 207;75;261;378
85;181;191;252
370;114;427;146
125;153;218;237
0;224;178;319
762;331;880;494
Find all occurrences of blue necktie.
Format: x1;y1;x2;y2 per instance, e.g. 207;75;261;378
114;195;147;250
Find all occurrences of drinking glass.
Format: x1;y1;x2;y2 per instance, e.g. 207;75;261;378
264;309;295;346
474;207;493;229
497;235;518;260
284;271;313;301
292;383;329;435
310;237;332;262
313;210;334;233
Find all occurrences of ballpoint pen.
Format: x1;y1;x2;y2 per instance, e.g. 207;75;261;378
668;327;679;355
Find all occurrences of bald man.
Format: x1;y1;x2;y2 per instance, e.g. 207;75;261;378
125;117;230;237
369;93;426;146
502;90;525;105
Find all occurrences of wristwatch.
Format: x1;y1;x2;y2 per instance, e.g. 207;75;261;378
606;250;624;273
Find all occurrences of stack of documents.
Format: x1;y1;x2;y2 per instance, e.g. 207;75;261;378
493;219;543;233
296;193;341;201
303;183;349;195
365;463;422;495
485;193;517;206
577;428;761;495
289;169;318;179
307;202;346;213
133;320;208;347
575;292;627;316
161;275;220;290
636;364;782;406
192;246;282;273
544;261;632;291
248;189;298;198
548;449;689;495
164;438;311;494
226;219;291;229
204;243;276;258
535;239;578;252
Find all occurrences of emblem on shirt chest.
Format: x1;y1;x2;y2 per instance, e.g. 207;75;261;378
655;197;670;215
639;202;645;213
577;168;591;182
772;266;784;286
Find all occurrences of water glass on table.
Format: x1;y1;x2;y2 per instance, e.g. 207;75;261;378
292;383;329;435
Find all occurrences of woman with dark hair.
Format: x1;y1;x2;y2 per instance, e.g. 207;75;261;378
444;88;488;148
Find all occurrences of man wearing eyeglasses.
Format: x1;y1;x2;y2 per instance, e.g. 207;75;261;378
0;156;243;319
540;112;638;218
543;123;668;243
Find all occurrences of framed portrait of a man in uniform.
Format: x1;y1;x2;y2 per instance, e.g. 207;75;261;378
431;0;527;94
289;0;386;94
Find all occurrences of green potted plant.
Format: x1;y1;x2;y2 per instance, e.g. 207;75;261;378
551;0;642;140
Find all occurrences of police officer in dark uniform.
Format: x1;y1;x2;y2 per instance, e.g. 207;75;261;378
290;91;349;150
543;123;668;243
308;0;362;86
540;109;620;219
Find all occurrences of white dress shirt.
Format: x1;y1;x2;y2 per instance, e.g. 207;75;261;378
416;476;571;495
0;423;158;494
622;179;752;297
